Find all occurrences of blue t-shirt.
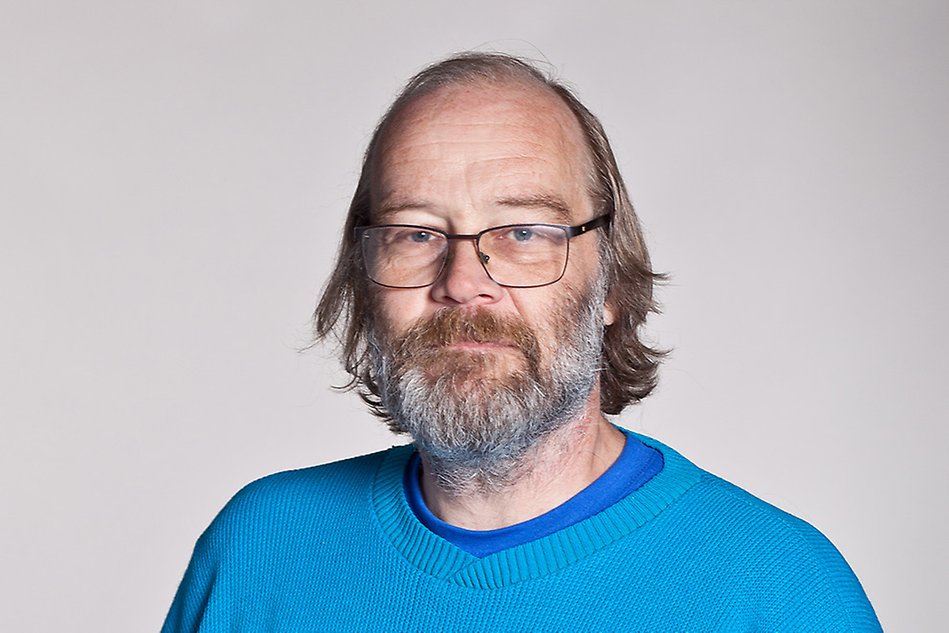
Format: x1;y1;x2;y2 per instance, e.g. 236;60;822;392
403;427;664;557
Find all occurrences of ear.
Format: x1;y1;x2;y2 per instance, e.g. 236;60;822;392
603;299;616;326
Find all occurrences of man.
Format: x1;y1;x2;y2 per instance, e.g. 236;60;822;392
163;53;880;631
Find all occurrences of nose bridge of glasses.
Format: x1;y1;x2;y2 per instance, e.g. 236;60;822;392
441;233;492;277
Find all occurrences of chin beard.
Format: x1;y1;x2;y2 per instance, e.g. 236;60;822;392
368;276;607;494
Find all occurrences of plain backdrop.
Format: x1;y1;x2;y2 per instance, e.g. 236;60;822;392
2;1;947;631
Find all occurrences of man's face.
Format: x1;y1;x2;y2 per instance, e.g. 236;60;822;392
365;80;613;488
369;80;613;364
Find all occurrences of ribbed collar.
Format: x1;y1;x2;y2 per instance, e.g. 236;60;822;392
370;431;702;589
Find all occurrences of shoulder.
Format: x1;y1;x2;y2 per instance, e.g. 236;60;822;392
702;474;880;630
162;446;414;632
229;447;394;507
196;445;410;551
691;470;858;577
635;432;846;553
635;433;880;630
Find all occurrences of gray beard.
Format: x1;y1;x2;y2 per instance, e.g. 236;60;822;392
368;277;607;494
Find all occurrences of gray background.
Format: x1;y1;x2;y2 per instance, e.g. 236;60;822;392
2;1;946;631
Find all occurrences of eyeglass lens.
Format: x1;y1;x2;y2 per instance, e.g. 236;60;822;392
360;224;571;288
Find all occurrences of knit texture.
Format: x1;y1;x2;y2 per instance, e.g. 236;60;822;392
162;433;881;632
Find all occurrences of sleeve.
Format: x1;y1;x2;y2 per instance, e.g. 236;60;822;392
765;513;883;632
160;526;226;633
159;481;259;633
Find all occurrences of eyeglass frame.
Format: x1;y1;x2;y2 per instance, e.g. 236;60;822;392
353;213;612;289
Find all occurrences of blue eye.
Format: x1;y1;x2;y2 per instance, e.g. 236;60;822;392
512;227;534;242
410;231;432;243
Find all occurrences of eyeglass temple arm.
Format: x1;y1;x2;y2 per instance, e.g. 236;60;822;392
565;213;612;238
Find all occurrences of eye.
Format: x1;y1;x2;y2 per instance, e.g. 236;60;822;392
511;227;534;242
409;230;432;243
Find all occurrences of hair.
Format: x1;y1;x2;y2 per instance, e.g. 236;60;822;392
313;52;665;419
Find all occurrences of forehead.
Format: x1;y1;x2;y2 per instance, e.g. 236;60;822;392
370;80;594;222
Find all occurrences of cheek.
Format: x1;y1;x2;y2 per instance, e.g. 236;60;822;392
507;288;566;344
373;288;432;333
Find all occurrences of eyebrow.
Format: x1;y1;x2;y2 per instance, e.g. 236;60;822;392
494;194;573;223
374;199;432;222
374;194;575;224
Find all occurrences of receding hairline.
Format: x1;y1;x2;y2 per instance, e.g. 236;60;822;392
368;72;600;218
387;53;560;107
378;58;583;138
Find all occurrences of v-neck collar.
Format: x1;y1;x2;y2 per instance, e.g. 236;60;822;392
370;432;702;588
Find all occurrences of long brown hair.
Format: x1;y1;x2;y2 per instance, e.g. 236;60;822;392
313;52;665;419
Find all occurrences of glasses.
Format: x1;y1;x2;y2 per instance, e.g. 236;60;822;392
355;214;611;289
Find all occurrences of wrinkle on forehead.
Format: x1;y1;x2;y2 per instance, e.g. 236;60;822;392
370;79;595;218
380;81;589;158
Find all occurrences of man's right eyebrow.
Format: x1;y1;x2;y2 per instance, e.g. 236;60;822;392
373;199;432;222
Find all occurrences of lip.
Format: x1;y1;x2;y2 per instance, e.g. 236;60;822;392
445;340;519;351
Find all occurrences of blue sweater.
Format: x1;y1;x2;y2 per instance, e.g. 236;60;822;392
162;433;881;632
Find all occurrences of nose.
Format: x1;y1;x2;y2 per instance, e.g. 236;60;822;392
429;238;504;306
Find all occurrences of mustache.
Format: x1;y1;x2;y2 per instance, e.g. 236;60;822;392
394;309;540;357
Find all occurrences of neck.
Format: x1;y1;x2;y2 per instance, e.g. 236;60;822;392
417;399;625;531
